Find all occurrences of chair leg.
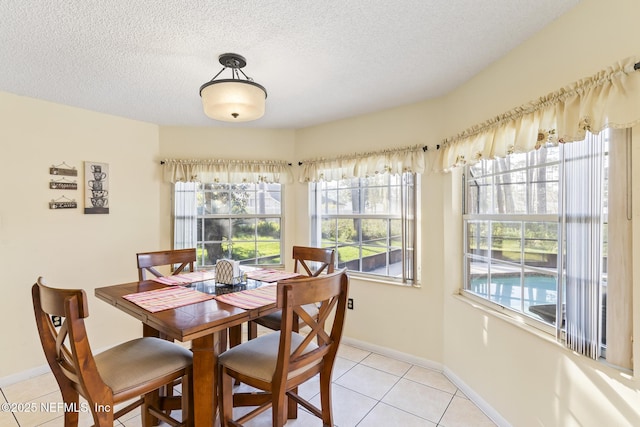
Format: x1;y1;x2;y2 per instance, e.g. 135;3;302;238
272;387;287;427
92;404;116;427
181;372;194;427
287;387;298;419
142;392;159;427
63;409;80;427
228;325;243;386
220;329;228;351
248;320;257;340
220;366;234;427
229;325;242;348
163;381;176;420
319;370;334;427
143;322;180;421
60;388;80;427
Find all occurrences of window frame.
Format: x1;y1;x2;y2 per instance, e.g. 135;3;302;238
463;146;562;323
309;172;419;286
174;181;285;268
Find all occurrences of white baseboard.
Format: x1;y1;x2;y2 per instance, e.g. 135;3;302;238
341;336;511;427
0;344;115;388
443;367;512;427
341;336;443;371
0;364;51;388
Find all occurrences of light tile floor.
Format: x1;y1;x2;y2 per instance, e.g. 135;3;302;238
0;343;497;427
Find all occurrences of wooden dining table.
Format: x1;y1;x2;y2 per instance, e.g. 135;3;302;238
95;276;281;427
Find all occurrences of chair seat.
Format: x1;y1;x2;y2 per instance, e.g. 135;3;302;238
94;337;192;395
219;332;318;383
255;303;319;330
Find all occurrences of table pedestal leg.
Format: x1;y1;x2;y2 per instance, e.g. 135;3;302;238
191;333;220;427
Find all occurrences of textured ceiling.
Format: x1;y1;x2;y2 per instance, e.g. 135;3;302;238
0;0;579;129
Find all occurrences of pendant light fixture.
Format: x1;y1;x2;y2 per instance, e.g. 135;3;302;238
199;53;267;122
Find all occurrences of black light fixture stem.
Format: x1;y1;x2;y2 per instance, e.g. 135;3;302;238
209;67;227;82
206;65;253;84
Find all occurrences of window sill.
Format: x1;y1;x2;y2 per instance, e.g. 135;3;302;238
348;271;421;288
454;290;559;344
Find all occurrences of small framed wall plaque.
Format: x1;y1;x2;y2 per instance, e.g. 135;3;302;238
49;162;77;177
49;196;77;209
49;178;78;190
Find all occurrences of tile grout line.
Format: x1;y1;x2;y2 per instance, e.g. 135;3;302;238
1;388;20;427
350;356;401;427
351;359;452;427
384;363;456;425
435;393;456;427
331;356;360;382
400;375;458;397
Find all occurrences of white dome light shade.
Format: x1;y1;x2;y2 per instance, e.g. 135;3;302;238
200;79;267;122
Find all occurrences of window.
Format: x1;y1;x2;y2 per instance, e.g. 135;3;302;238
464;143;562;319
310;172;418;284
174;182;283;268
463;129;632;365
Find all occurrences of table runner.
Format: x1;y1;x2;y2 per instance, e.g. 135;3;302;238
123;286;215;313
244;269;301;283
150;270;216;286
215;285;277;310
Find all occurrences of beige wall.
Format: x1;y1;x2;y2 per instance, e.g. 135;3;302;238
2;0;640;424
0;92;160;378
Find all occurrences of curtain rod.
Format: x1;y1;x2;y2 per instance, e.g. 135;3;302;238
422;145;441;152
160;160;293;166
298;144;429;166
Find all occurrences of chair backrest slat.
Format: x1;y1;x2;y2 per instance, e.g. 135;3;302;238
136;248;196;280
292;246;335;277
37;283;89;318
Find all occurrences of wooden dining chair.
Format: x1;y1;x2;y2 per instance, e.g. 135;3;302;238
32;277;193;427
136;248;196;281
247;246;335;340
218;268;349;427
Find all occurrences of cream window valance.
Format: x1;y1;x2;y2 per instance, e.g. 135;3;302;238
162;158;294;184
299;144;425;182
432;56;640;172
